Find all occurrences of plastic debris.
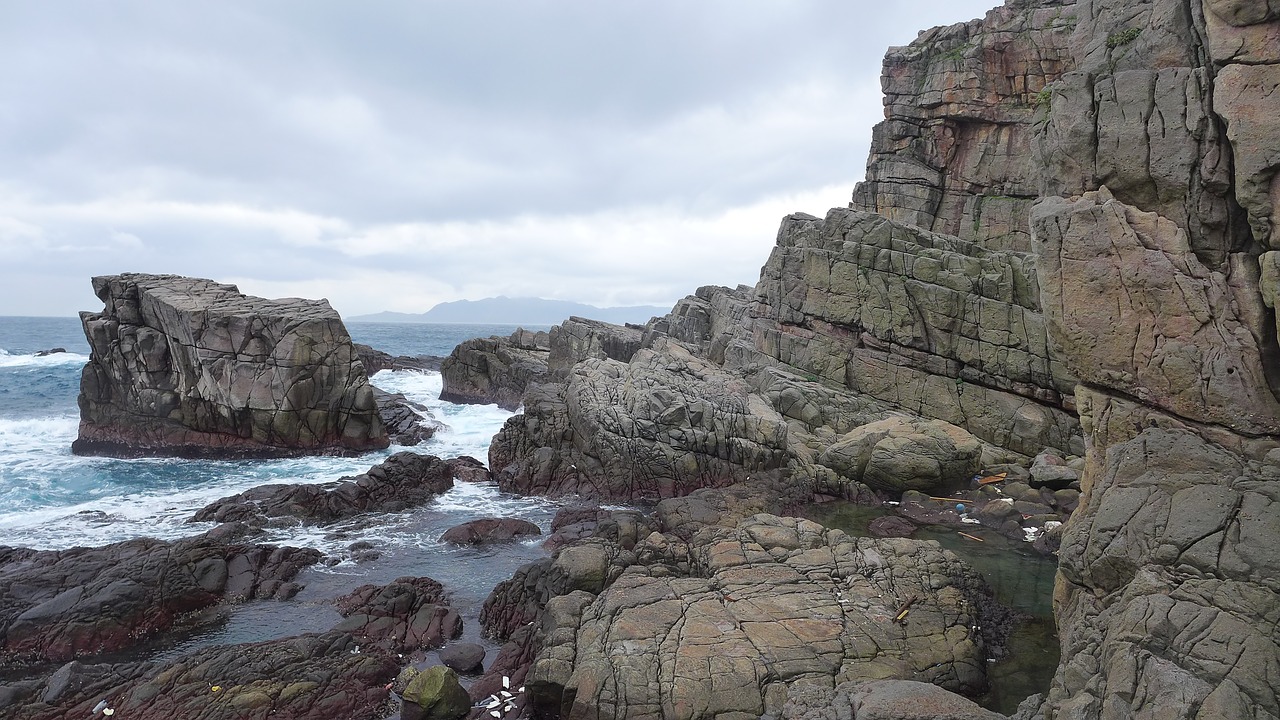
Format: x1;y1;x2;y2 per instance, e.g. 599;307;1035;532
211;686;222;693
93;700;109;714
103;710;115;717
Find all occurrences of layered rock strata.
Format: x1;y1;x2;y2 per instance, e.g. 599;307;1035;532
473;0;1280;716
74;273;387;458
860;0;1280;717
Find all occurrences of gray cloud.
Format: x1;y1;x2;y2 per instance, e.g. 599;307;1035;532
0;1;997;317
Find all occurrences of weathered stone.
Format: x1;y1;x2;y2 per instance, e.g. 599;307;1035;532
74;274;387;458
374;388;441;446
4;632;397;720
778;679;1004;720
438;330;549;410
817;416;986;494
547;316;644;378
333;576;462;653
528;515;1000;719
490;340;791;501
191;452;454;525
1033;188;1280;435
439;518;541;545
401;666;470;720
0;530;320;664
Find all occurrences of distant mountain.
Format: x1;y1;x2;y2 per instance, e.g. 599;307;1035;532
348;297;671;326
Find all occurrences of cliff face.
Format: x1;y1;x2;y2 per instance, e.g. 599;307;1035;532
74;273;388;457
474;0;1279;715
852;0;1280;717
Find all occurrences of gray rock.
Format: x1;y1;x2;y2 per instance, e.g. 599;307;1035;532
73;273;387;458
437;643;485;674
191;452;454;525
438;329;549;410
439;518;541;545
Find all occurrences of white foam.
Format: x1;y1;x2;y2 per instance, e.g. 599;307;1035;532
372;369;514;463
0;351;89;369
0;368;539;551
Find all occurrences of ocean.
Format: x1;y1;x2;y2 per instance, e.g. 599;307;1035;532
0;316;557;662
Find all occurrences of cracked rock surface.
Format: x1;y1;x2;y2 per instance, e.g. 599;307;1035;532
74;273;387;458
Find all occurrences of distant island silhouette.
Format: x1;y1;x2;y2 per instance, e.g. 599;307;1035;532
347;296;670;325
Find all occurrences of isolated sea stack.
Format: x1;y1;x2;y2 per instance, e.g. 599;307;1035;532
73;273;388;458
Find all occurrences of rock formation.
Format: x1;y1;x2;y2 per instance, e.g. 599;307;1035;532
190;451;456;526
74;273;388;458
439;328;551;410
470;0;1280;716
0;527;320;666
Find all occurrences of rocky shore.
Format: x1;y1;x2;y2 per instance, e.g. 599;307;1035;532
4;0;1276;717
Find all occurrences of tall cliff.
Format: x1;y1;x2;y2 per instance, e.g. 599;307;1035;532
469;0;1279;715
74;273;388;457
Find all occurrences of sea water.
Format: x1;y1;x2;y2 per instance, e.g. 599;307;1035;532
0;317;558;668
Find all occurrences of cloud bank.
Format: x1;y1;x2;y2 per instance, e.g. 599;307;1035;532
0;1;997;316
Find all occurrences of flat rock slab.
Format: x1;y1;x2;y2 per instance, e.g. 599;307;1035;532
529;514;996;719
4;632;398;720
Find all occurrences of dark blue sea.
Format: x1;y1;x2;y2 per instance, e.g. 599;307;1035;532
0;316;556;659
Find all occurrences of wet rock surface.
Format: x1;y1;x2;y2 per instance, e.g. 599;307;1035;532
2;632;398;720
440;518;541;546
334;576;462;654
0;528;320;666
190;451;455;526
74;273;388;458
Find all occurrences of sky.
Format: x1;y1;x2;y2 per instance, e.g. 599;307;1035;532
0;1;998;318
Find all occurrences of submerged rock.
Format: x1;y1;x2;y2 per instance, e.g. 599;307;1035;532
73;273;387;458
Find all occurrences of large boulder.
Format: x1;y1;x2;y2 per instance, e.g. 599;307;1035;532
817;416;988;494
400;665;470;720
333;576;462;653
73;273;387;458
490;340;790;501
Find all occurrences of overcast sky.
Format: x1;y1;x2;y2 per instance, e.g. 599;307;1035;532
1;1;997;318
